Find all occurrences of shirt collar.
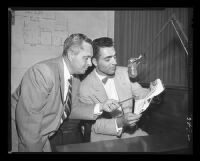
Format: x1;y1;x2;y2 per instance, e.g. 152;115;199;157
62;58;73;80
94;69;107;81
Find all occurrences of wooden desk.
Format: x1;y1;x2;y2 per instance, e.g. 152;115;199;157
56;132;190;153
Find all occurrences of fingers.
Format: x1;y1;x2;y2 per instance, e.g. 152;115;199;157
121;113;142;127
102;99;121;112
128;121;137;126
126;113;141;118
129;123;136;127
110;100;121;110
125;113;141;121
123;118;138;127
104;104;112;112
125;118;139;126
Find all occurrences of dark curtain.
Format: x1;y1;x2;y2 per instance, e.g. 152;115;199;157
114;8;191;88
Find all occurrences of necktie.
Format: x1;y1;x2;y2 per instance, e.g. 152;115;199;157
102;75;114;84
61;76;72;124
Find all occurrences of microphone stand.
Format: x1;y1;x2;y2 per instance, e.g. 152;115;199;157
170;15;189;55
141;14;189;57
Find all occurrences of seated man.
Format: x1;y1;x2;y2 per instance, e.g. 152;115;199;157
79;37;151;142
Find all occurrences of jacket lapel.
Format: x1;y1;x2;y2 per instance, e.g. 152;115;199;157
114;67;133;112
90;70;108;103
114;68;128;102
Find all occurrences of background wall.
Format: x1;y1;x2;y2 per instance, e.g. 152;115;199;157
11;10;114;93
114;8;191;87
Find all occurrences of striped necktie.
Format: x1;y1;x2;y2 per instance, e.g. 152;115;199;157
61;76;72;124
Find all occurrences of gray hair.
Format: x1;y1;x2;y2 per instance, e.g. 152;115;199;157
62;33;92;56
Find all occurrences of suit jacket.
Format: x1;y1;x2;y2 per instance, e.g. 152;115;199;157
79;66;150;142
11;56;96;152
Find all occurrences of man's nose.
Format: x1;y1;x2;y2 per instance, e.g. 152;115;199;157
112;58;117;65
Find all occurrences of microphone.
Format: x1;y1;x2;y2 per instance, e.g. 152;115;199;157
171;14;177;21
128;54;146;78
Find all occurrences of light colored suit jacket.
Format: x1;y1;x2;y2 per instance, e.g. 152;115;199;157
79;66;150;142
11;56;96;152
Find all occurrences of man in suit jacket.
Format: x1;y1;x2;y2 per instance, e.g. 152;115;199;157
11;34;121;152
79;37;151;142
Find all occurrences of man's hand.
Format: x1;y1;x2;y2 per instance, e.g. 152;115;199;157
116;113;142;128
100;99;121;112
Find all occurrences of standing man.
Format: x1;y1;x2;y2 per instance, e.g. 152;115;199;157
11;34;120;152
79;37;151;142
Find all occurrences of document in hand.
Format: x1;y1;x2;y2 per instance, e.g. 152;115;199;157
134;79;165;114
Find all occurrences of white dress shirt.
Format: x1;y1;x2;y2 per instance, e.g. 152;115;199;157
63;59;72;101
95;70;123;134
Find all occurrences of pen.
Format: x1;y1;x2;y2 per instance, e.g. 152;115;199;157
118;96;135;104
93;95;124;115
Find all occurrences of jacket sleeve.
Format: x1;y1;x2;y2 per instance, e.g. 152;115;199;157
15;64;53;152
119;66;150;99
92;118;120;136
77;82;119;135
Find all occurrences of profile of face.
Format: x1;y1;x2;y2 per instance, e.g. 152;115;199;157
93;47;117;76
70;41;93;74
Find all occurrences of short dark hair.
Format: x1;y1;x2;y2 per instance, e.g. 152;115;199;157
62;33;92;56
92;37;114;60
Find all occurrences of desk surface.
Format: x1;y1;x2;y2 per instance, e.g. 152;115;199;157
56;132;190;153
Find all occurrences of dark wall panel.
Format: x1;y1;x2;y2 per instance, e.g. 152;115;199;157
115;8;191;87
141;87;189;136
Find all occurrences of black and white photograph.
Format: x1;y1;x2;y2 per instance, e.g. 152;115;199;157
8;8;193;154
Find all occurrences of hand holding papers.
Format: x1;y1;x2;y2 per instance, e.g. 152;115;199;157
134;78;165;114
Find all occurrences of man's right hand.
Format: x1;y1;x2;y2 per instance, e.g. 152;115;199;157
116;113;142;128
100;99;121;112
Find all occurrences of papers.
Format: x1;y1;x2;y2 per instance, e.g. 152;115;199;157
134;78;165;114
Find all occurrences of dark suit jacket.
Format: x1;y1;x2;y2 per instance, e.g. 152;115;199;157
11;56;96;152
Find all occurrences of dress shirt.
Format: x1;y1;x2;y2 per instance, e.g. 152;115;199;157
95;70;123;134
62;58;101;116
63;59;72;101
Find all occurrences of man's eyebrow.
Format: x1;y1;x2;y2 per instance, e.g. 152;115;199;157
83;55;91;58
104;55;116;59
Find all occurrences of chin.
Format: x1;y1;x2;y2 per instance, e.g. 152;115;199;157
108;71;115;76
109;69;116;75
78;71;84;74
80;69;86;74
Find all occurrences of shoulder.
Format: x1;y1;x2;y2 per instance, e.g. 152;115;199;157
23;60;56;87
115;66;128;76
81;70;95;84
116;66;128;73
30;57;63;77
80;70;96;91
31;62;53;78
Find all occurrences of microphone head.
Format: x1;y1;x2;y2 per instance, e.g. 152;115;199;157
171;14;177;22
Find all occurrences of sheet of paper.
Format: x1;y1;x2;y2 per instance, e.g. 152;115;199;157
134;78;164;114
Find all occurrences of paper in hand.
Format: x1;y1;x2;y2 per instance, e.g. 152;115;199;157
134;78;164;114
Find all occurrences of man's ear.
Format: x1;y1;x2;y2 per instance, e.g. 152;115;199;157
92;58;97;67
68;51;74;62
